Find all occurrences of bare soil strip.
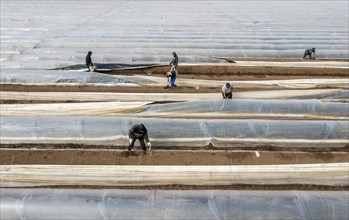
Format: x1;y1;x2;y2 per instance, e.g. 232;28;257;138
1;149;348;166
109;64;349;77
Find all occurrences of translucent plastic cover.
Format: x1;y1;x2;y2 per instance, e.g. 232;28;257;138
0;89;346;102
0;70;136;86
1;99;348;120
1;70;348;90
1;189;348;220
1;116;348;146
141;99;349;119
1;1;348;70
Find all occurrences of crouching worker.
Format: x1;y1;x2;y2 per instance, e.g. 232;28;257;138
164;71;172;88
128;123;151;152
164;67;177;88
222;82;233;99
303;48;316;59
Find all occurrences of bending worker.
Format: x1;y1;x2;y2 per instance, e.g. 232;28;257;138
128;123;151;152
303;48;316;59
222;82;233;99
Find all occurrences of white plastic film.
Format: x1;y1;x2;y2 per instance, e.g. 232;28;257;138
1;70;348;89
1;116;348;146
1;0;348;69
1;99;348;120
0;70;137;86
1;189;348;220
0;89;346;102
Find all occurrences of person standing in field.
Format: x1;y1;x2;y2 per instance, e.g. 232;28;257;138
222;82;233;99
85;51;96;72
169;51;178;87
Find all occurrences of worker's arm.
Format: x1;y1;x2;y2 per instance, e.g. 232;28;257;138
143;131;150;143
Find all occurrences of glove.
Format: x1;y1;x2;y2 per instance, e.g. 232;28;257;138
147;142;152;150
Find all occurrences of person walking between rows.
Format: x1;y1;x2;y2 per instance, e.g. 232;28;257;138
222;82;233;99
128;124;151;152
303;48;316;59
86;51;96;72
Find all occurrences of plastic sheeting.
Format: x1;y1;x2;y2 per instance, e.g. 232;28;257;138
1;116;348;146
234;61;349;69
0;70;138;86
0;89;346;102
141;99;349;119
1;1;348;70
1;99;348;120
1;70;348;89
1;189;348;220
1;164;348;187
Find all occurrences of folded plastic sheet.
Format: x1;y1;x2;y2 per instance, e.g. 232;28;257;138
1;1;348;70
1;189;348;220
1;116;348;146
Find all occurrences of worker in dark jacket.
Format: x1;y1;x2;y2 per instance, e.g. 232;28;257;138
222;82;233;99
85;51;94;71
128;124;151;152
303;48;316;59
169;51;178;68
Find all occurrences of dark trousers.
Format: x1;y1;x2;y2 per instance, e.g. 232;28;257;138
303;52;312;59
170;75;177;87
128;132;146;151
222;92;232;99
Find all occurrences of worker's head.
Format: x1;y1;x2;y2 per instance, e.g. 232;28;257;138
172;51;177;57
88;51;92;55
139;124;145;133
312;48;315;52
226;82;230;88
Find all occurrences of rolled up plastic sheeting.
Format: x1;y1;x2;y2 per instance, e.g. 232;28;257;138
1;189;348;220
1;116;348;147
0;89;345;102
